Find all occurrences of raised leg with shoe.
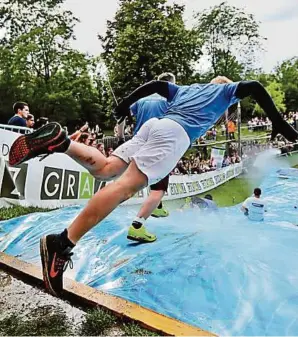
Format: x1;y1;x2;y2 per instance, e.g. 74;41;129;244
9;122;70;166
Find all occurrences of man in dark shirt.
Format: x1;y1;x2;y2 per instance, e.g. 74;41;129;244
8;102;30;127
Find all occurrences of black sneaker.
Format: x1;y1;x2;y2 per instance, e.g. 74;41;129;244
40;234;73;296
9;122;70;167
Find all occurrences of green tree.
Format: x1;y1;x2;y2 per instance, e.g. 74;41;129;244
99;0;202;100
0;0;108;127
276;57;298;111
195;2;265;79
254;80;286;115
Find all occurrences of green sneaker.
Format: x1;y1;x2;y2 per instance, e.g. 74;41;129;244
151;207;169;218
127;225;157;243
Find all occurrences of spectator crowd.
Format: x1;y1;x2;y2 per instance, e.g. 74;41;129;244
5;101;297;175
247;117;272;131
170;141;241;175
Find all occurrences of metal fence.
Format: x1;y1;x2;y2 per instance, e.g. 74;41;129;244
0;124;132;150
0;124;32;134
101;135;132;149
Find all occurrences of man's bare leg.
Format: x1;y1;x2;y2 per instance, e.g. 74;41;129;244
137;190;165;220
126;190;165;243
40;160;148;296
65;141;127;179
67;160;147;243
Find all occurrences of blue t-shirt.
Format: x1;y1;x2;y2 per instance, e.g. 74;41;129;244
164;82;240;143
130;94;169;134
8;115;27;127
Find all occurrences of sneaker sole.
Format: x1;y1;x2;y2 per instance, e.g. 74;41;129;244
40;237;59;297
127;235;156;243
9;123;62;167
151;214;169;218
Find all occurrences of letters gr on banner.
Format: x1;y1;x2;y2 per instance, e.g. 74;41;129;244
62;170;80;200
40;167;64;200
0;162;28;200
40;166;106;200
40;165;143;201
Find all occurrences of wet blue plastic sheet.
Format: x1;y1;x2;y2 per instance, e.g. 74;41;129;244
1;168;298;335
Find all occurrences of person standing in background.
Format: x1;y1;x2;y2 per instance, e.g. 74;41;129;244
8;102;30;127
26;114;35;129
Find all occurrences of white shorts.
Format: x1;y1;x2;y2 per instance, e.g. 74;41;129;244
113;118;190;184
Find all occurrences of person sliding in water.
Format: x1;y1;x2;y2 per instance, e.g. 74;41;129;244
188;194;218;210
9;75;298;296
241;187;267;221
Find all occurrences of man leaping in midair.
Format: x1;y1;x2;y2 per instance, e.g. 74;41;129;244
9;75;298;296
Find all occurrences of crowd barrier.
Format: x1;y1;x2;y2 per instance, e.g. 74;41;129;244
0;128;243;209
101;135;132;149
0;123;133;150
0;123;32;134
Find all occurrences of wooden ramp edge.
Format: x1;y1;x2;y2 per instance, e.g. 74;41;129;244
0;252;216;336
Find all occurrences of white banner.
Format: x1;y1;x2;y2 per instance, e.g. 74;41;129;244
211;147;225;169
0;129;242;208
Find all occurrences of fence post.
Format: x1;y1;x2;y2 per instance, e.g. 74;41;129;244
237;102;242;157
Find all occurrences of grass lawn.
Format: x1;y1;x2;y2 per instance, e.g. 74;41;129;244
216;127;268;142
0;306;158;336
0;206;50;221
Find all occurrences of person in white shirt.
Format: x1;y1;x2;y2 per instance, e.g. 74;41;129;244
241;188;267;221
221;123;226;136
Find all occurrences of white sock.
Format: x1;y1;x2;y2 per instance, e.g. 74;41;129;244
133;217;146;226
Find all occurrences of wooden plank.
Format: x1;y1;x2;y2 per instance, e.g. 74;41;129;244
0;252;216;336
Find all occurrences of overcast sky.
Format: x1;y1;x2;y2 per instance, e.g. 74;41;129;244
64;0;298;72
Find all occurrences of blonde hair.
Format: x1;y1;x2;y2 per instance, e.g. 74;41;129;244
210;76;233;84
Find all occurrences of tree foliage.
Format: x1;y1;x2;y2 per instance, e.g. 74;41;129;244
254;81;286;115
195;2;265;80
0;0;110;127
99;0;202;100
276;57;298;111
0;0;296;129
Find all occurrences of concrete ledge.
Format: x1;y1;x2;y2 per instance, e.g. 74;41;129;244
0;252;216;336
